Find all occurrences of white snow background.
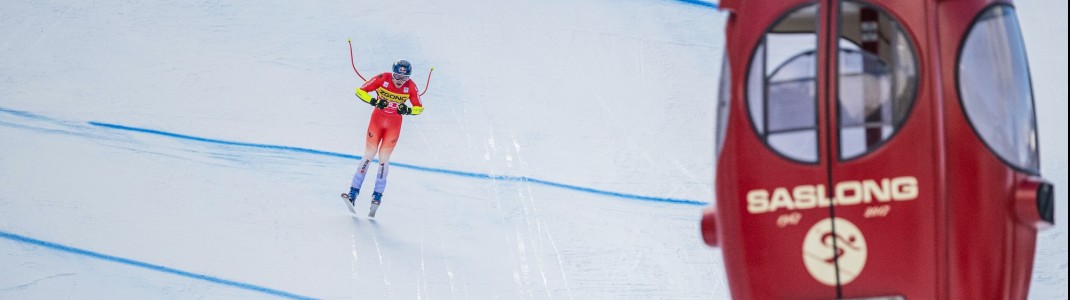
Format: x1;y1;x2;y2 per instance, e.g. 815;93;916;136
0;0;1064;299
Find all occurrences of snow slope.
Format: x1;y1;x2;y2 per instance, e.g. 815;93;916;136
0;0;1064;299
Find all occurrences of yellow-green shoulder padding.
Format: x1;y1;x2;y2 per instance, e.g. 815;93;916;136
355;88;373;103
411;106;424;115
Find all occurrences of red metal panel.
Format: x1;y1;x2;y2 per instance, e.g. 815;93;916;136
935;0;1039;299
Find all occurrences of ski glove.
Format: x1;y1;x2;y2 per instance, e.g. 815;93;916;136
397;104;424;115
376;99;389;110
396;103;411;115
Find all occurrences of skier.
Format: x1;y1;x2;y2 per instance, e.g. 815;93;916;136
343;59;423;217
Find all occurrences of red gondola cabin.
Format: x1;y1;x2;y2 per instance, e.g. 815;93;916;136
700;0;1055;298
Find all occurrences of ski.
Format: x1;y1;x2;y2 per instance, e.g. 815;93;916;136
340;193;356;214
368;201;380;218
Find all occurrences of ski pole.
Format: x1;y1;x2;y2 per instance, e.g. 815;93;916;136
347;38;367;82
420;67;434;96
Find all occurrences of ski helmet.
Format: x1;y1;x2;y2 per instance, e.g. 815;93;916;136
392;59;412;76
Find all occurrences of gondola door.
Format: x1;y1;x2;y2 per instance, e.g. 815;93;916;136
716;1;841;298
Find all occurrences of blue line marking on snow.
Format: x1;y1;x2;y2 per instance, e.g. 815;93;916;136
671;0;717;9
88;121;709;206
88;122;360;160
0;231;314;300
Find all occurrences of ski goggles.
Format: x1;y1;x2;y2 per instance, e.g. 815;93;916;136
392;72;410;81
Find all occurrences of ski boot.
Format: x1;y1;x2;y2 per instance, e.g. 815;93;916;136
369;192;383;217
341;187;359;213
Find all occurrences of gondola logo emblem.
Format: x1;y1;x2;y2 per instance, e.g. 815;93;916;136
802;217;867;286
